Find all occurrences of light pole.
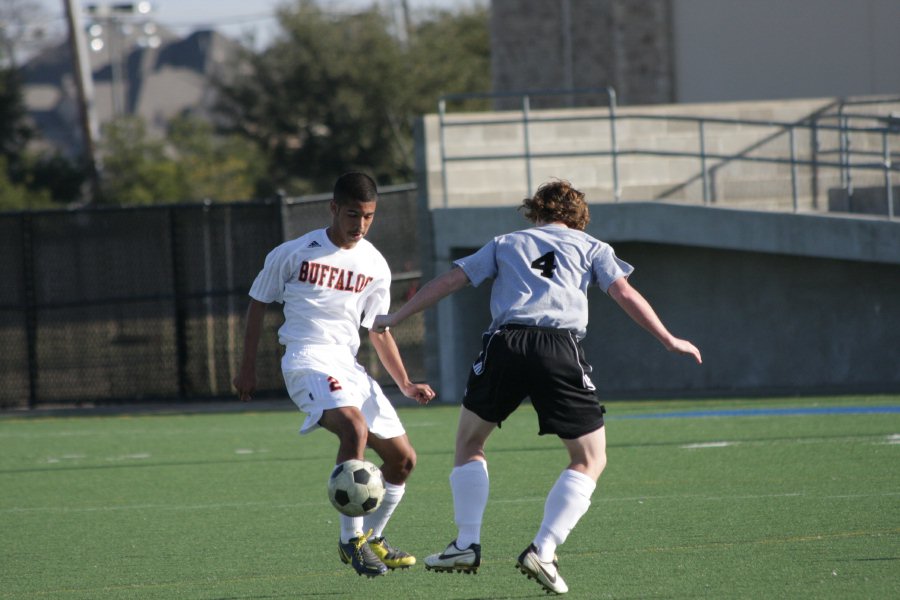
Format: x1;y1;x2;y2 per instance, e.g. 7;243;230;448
83;2;159;117
63;1;160;202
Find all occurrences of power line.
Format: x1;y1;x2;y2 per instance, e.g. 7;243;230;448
35;4;276;27
153;12;277;28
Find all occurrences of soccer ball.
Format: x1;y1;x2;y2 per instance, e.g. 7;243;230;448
327;459;386;517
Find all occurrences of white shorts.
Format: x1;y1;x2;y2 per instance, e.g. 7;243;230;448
281;344;406;439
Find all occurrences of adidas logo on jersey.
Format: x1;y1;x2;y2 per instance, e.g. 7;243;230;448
307;241;322;248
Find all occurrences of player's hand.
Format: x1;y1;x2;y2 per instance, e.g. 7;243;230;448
232;372;256;402
372;314;394;334
668;338;702;364
402;382;436;405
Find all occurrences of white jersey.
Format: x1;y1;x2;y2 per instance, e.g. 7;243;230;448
248;228;391;355
454;223;633;340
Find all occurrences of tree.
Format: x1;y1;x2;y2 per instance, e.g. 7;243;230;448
0;44;56;210
0;0;48;69
166;115;267;202
0;40;89;210
0;54;30;166
216;1;407;193
98;116;182;205
215;0;490;194
0;155;54;211
405;7;491;115
27;153;86;203
96;114;269;206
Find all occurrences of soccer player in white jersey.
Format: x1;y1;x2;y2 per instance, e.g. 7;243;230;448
233;172;436;578
373;179;702;594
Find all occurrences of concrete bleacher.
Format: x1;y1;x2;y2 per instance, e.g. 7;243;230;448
418;95;900;217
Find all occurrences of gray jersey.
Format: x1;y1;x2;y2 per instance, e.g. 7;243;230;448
454;223;634;339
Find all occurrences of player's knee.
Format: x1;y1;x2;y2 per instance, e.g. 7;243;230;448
383;448;415;484
455;435;486;461
397;447;416;479
583;450;607;481
594;452;608;477
570;450;606;481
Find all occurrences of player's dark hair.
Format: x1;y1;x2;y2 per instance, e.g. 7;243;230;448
334;172;378;205
520;179;591;230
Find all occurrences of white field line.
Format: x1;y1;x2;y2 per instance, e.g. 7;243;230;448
0;425;285;439
489;490;900;505
2;490;898;515
0;500;321;514
41;448;269;463
18;432;898;465
676;434;899;449
681;441;735;448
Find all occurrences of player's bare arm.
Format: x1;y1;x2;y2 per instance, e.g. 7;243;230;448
368;328;436;404
607;277;702;364
233;299;269;401
372;266;470;333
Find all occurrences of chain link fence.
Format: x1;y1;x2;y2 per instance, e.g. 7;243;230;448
0;185;422;410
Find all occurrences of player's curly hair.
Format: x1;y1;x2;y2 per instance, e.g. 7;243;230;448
519;179;590;231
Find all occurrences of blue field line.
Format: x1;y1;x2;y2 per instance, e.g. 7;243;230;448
612;405;900;420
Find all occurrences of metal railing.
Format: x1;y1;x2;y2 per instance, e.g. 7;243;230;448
437;90;900;219
438;87;620;205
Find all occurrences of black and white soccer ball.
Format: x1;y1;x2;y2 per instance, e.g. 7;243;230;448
327;459;386;517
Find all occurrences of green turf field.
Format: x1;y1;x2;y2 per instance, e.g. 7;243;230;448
1;395;898;599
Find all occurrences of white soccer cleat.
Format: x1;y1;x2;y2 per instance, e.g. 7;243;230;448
423;540;481;573
516;544;568;594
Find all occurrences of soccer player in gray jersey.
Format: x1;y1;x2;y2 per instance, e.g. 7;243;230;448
373;180;701;594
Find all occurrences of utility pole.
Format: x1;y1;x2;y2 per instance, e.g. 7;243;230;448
63;0;101;202
398;0;411;45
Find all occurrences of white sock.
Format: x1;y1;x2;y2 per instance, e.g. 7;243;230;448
533;469;596;561
450;460;489;548
340;514;364;543
363;482;405;538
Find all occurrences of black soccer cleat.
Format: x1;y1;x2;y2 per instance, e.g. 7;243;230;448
338;529;388;577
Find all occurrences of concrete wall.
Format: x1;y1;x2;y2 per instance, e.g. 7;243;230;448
420;202;900;401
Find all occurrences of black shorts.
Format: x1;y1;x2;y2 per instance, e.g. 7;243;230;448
462;324;606;439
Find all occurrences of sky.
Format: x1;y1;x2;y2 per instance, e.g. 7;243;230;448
32;0;478;50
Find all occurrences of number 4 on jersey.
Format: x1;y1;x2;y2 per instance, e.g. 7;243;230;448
531;251;557;278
